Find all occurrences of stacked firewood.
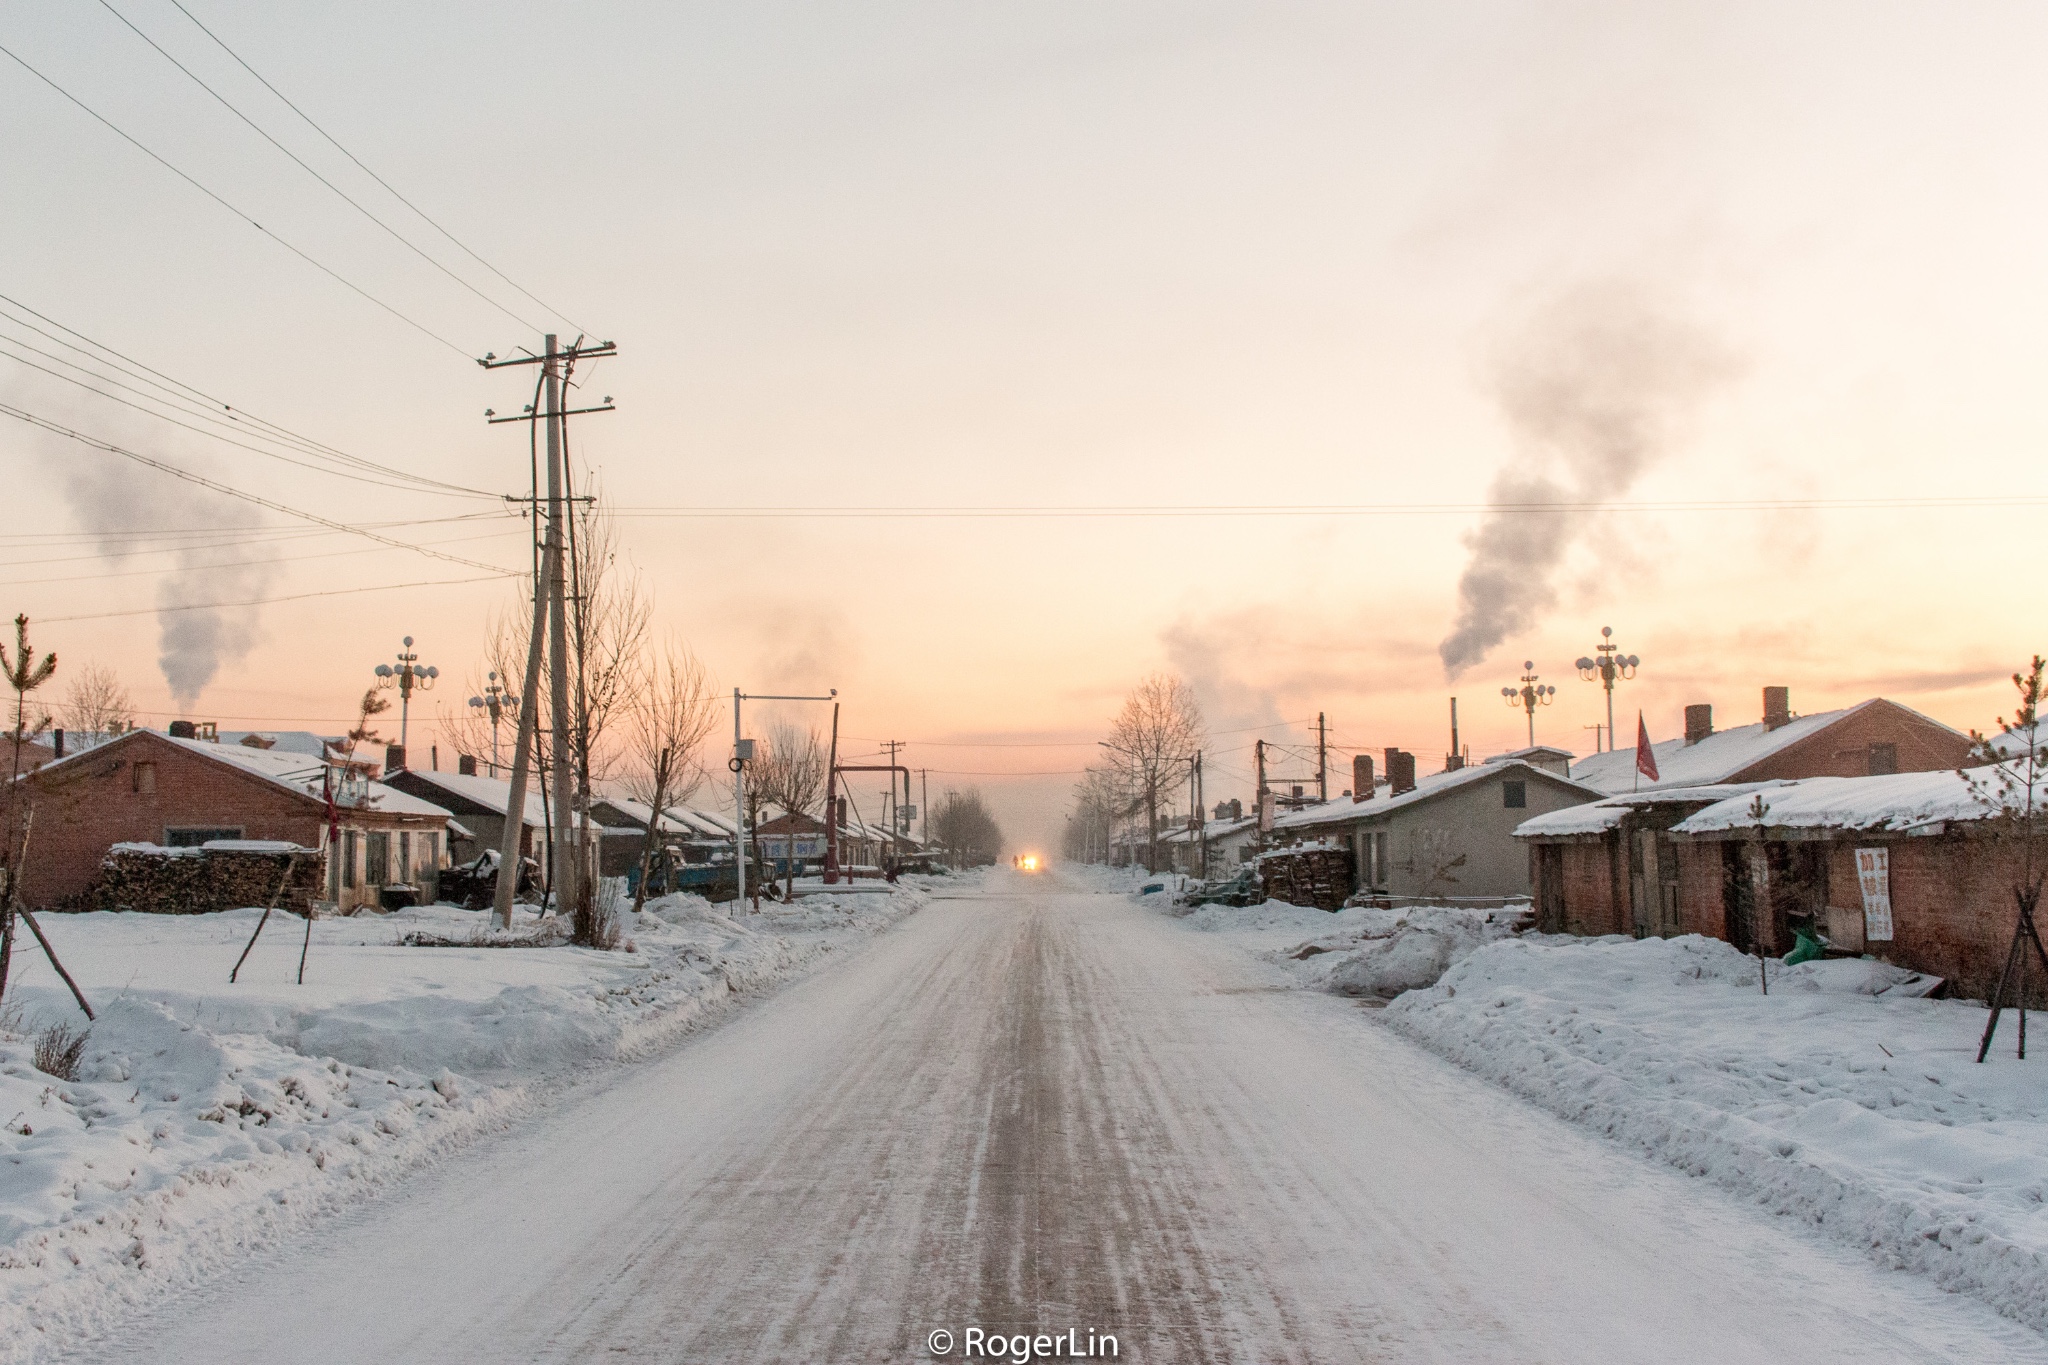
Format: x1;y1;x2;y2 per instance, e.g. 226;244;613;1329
1257;844;1355;912
81;843;324;915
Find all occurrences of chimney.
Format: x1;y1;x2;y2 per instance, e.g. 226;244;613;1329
1290;784;1303;800
52;728;63;758
1684;704;1714;745
1762;686;1791;731
1386;748;1416;796
1446;698;1463;770
385;743;407;773
458;753;478;776
1227;798;1242;821
835;795;847;826
168;720;197;739
1352;754;1375;801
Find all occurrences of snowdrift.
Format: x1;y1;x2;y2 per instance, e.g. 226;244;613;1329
1388;934;2048;1332
0;885;925;1362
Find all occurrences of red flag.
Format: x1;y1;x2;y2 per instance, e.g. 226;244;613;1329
1635;712;1660;782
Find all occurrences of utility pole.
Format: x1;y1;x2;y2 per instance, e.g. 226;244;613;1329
543;340;575;921
1255;739;1268;854
883;739;903;868
1317;712;1327;802
480;334;617;929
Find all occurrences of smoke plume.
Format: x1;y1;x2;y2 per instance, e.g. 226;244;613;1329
63;460;281;711
1438;280;1739;679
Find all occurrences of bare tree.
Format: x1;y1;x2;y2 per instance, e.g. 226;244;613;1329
755;721;828;901
1104;674;1204;871
932;787;1003;867
1065;765;1138;864
60;663;133;748
625;641;718;913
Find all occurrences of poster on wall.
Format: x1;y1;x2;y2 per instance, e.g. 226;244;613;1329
1856;846;1894;942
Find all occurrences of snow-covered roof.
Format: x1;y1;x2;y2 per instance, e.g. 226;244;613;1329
1668;769;2038;837
215;730;339;759
1990;728;2047;762
595;796;700;836
1484;745;1576;765
1514;783;1787;838
389;768;553;826
1566;701;1910;795
1272;760;1598;831
36;731;453;820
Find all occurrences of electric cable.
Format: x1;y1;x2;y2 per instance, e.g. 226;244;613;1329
0;40;471;359
96;0;549;335
0;401;516;572
161;0;591;337
0;291;492;495
39;572;515;623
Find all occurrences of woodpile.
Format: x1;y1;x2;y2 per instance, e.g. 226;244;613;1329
79;842;324;915
1257;843;1355;912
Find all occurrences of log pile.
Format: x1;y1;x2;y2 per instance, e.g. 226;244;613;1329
81;842;324;915
1257;843;1355;912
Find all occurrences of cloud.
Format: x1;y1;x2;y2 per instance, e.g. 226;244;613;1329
1438;278;1741;679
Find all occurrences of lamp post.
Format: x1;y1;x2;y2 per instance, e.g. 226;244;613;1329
467;671;518;776
1502;661;1555;749
373;636;438;752
1574;626;1640;754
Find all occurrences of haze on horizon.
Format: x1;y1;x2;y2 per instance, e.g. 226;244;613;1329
3;0;2043;852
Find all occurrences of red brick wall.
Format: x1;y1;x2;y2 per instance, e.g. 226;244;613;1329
1558;841;1628;936
1825;838;2046;1006
1737;700;1972;783
8;734;322;907
1674;842;1726;939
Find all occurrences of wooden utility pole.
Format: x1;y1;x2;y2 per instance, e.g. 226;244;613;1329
1317;713;1327;802
480;335;618;928
1255;739;1268;854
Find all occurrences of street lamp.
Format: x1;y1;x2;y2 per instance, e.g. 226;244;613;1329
1502;660;1555;749
467;670;518;776
1574;626;1641;754
373;635;438;752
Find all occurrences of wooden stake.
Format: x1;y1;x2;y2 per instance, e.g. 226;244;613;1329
231;855;298;984
16;909;92;1020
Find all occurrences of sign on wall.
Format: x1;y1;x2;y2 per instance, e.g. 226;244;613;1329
1855;846;1894;942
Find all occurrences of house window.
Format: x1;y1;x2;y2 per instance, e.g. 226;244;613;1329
342;830;359;890
399;832;413;881
365;832;390;887
166;827;241;847
1503;780;1528;809
133;761;157;794
421;832;439;868
1868;743;1898;776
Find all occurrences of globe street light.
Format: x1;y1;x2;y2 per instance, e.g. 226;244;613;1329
468;670;519;776
374;635;438;753
1502;661;1556;749
1574;626;1641;754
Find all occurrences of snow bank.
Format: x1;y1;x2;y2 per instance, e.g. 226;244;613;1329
1387;934;2048;1332
1178;901;1527;998
0;886;923;1361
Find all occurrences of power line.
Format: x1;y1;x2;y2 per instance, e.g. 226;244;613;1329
0;292;492;495
39;572;516;623
0;40;470;358
95;0;548;336
600;496;2048;520
0;402;517;573
2;527;521;587
162;0;592;337
0;339;490;497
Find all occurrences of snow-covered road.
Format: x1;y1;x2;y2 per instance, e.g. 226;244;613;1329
63;874;2048;1362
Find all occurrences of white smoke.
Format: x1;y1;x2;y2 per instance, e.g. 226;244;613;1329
1438;280;1739;680
63;460;281;711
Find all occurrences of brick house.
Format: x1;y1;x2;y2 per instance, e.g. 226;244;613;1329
1655;770;2047;1003
1519;689;1975;937
380;769;555;879
1566;689;1971;794
6;729;456;913
1267;758;1602;901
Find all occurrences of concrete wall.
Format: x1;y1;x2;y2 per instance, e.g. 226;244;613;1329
1304;767;1590;900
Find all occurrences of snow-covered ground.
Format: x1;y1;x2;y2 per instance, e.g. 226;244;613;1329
0;882;928;1362
1388;934;2048;1332
1150;885;2048;1333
